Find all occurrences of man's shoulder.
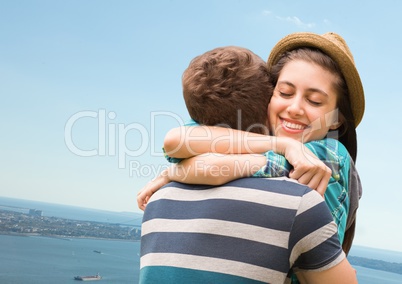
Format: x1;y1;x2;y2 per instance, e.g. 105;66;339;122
164;177;312;197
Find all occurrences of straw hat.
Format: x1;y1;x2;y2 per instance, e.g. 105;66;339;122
268;32;365;127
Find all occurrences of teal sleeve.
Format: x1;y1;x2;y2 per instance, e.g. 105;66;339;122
252;138;346;180
303;138;346;181
163;149;184;164
252;151;292;178
304;138;351;244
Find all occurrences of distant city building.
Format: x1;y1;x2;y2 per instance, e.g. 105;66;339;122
29;209;43;217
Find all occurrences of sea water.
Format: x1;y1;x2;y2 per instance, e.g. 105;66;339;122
349;245;402;283
2;235;402;284
354;266;402;284
0;235;140;283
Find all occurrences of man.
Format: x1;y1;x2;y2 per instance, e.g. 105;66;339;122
139;177;357;283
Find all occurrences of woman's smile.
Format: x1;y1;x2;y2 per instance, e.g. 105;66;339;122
280;118;309;132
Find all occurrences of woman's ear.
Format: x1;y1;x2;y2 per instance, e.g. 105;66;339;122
329;121;343;130
328;109;345;130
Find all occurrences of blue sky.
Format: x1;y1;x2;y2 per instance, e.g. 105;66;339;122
1;1;402;252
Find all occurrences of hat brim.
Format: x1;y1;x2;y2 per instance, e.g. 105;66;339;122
267;32;364;127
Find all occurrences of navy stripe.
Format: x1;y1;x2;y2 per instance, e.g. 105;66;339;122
141;232;290;273
293;232;342;270
164;178;310;197
161;182;217;191
225;178;310;196
289;200;334;250
143;198;296;231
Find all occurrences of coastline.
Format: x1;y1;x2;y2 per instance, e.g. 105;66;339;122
0;232;141;242
0;209;141;241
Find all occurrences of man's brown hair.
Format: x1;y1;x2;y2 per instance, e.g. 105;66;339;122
182;46;272;134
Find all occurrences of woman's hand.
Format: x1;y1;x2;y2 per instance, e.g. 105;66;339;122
280;138;332;196
137;169;170;211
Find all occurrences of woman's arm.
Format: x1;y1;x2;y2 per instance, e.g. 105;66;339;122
137;147;331;210
169;153;266;185
163;126;277;158
136;126;331;210
165;126;331;193
172;150;330;195
136;153;267;210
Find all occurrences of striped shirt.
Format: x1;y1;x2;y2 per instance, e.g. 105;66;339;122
140;178;344;284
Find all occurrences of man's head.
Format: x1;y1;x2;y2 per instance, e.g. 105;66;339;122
182;46;272;134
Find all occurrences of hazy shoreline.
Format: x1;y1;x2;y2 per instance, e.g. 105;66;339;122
0;232;140;242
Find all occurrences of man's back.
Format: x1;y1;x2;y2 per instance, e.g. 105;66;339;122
140;178;344;284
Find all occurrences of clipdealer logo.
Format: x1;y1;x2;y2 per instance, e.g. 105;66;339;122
64;109;184;176
64;108;343;179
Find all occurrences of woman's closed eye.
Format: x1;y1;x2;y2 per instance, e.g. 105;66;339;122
279;91;293;98
307;99;323;106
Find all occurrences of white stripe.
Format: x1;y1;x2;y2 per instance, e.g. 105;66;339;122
149;184;301;210
142;218;289;248
140;253;286;283
295;190;323;216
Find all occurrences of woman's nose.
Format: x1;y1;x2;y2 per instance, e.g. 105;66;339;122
286;98;304;117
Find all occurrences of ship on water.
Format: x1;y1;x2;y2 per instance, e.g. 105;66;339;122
74;273;102;281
